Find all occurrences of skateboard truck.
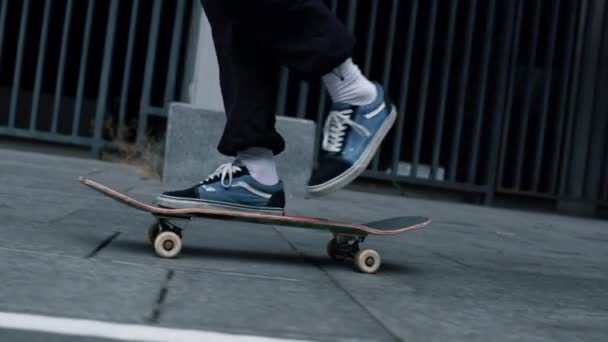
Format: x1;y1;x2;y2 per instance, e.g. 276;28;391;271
326;234;383;272
331;234;365;259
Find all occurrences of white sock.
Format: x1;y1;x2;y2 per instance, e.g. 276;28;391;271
236;147;279;186
322;58;377;106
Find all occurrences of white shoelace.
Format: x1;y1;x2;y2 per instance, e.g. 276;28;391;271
201;162;242;187
322;109;371;153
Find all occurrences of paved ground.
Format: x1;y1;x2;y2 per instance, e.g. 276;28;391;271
0;148;606;342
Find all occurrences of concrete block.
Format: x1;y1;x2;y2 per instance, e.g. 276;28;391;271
162;102;316;198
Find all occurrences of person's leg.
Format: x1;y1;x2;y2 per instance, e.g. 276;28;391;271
203;0;284;157
321;58;377;106
236;1;396;196
159;0;396;212
238;0;354;80
307;79;396;196
237;1;374;106
208;0;283;187
157;0;285;214
235;1;395;196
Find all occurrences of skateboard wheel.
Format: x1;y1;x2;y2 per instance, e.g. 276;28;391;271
154;231;182;259
326;238;339;260
148;222;160;245
354;249;381;274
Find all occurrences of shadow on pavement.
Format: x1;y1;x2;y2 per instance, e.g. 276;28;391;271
109;240;422;275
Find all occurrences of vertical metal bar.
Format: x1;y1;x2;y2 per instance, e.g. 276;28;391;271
603;124;608;202
550;1;578;194
8;0;31;129
163;0;187;106
467;0;497;183
600;3;608;202
313;0;338;157
0;0;8;69
344;0;359;114
604;139;608;202
603;126;608;201
29;0;52;131
483;0;520;205
72;0;95;137
391;0;419;175
558;0;587;197
345;0;358;33
496;0;524;189
117;0;140;139
579;0;607;203
378;0;398;91
531;0;561;192
362;0;379;76
513;0;543;189
92;0;119;155
431;0;458;181
275;68;289;116
329;0;339;19
313;89;328;161
296;83;309;118
371;0;399;171
137;0;163;142
598;4;608;202
449;0;478;183
51;0;74;134
411;0;438;178
558;108;577;198
297;0;335;120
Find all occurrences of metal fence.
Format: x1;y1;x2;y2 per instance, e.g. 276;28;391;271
276;0;608;210
0;0;192;155
583;0;608;208
1;0;607;213
601;131;608;206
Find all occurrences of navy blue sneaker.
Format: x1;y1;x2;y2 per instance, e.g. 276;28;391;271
307;83;396;196
157;162;285;215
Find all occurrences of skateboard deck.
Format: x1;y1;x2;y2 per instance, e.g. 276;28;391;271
80;177;431;273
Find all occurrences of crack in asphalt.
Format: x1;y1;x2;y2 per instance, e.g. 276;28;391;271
271;226;403;342
86;232;121;258
146;269;175;323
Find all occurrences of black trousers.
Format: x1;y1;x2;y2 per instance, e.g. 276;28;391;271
200;0;354;156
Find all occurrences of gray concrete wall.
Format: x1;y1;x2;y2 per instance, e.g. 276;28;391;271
183;7;224;112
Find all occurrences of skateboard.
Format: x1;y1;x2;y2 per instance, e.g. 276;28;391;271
79;177;431;273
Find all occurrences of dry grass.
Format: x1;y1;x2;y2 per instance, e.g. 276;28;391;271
101;139;164;180
98;115;165;179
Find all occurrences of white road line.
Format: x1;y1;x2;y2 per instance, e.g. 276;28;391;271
0;311;310;342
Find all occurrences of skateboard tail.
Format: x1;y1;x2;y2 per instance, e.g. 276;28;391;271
79;176;153;214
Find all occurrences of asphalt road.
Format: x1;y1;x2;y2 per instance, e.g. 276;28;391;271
0;148;606;341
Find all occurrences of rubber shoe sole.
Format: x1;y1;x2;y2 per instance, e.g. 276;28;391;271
156;195;284;215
